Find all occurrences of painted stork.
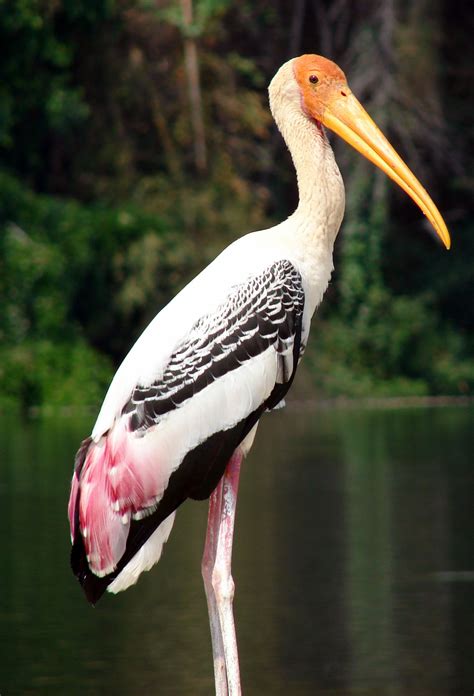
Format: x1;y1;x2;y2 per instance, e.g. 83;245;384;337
68;55;450;694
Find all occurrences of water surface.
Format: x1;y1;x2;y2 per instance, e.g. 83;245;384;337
0;404;472;695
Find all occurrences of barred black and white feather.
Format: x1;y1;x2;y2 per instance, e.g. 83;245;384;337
122;260;304;433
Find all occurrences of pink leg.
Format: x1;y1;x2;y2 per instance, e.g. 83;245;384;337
201;451;243;696
202;475;227;695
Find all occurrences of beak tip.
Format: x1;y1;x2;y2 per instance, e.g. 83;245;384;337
442;232;451;251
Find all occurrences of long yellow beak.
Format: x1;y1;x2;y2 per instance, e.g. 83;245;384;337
321;90;451;250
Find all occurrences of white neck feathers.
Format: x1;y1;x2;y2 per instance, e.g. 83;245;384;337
268;59;345;248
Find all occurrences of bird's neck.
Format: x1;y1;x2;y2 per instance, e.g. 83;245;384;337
276;109;346;252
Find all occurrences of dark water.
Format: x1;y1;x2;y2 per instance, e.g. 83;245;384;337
0;404;472;695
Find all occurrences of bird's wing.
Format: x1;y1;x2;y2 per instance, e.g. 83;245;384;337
121;257;305;433
70;258;305;601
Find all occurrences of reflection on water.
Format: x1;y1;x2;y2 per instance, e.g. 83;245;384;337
0;404;473;695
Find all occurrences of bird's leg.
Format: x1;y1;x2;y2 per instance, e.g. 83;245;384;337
213;451;242;695
202;450;243;696
202;474;228;695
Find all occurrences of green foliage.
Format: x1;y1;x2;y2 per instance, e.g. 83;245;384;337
309;287;474;397
0;339;112;411
0;1;472;408
0;0;114;179
0;170;197;410
152;0;232;37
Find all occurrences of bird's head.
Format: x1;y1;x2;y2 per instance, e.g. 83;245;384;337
272;54;451;249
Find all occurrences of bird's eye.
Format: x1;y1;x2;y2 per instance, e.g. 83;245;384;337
309;75;319;84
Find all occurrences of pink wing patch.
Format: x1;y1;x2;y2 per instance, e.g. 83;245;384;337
68;421;170;576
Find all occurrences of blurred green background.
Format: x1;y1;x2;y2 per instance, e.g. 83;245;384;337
1;0;473;411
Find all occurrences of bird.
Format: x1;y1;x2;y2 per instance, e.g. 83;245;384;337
68;54;450;695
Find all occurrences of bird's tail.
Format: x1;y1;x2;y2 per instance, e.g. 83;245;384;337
68;434;176;605
68;436;112;604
